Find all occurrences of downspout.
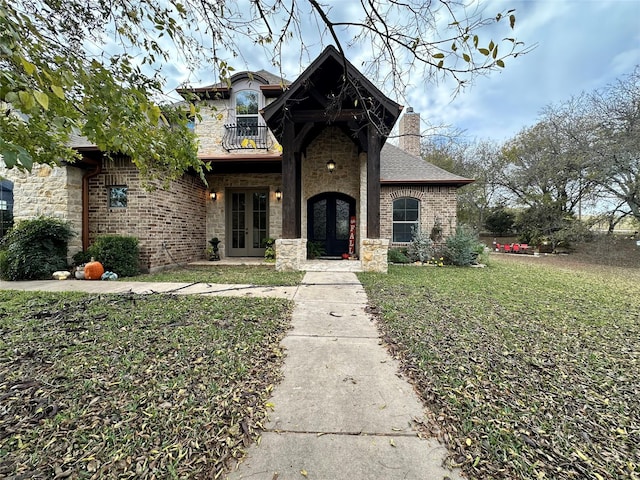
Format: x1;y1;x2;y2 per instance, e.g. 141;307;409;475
81;157;101;251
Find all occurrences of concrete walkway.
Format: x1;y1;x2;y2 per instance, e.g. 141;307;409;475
227;271;462;480
0;272;461;479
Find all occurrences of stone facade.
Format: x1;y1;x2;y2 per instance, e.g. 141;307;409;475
205;172;283;258
275;238;307;271
361;238;389;272
302;127;362;249
381;185;458;246
88;156;208;272
0;163;84;258
194;78;282;158
194;102;228;156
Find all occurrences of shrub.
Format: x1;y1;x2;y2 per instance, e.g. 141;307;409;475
388;247;410;264
430;218;444;243
406;228;434;263
264;237;276;262
88;235;140;277
307;241;325;259
0;216;73;280
72;250;92;265
443;226;485;266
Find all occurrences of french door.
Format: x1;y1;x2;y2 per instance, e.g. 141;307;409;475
227;190;269;256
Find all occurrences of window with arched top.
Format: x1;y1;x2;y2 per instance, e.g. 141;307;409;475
392;197;419;242
235;90;259;136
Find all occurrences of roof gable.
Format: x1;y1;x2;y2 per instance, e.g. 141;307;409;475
177;70;288;100
262;45;402;145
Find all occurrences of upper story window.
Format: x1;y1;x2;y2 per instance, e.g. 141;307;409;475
392;197;419;242
235;90;259;136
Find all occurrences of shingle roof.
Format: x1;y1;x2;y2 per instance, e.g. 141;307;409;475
380;143;473;186
254;69;290;85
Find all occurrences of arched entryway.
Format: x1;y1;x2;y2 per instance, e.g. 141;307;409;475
307;192;356;257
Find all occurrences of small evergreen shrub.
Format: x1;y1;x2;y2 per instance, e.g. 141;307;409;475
388;247;410;264
407;228;434;263
89;235;140;277
307;241;325;259
264;238;276;262
72;250;92;265
0;216;73;280
443;226;485;266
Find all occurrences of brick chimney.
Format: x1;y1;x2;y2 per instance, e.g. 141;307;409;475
398;107;421;157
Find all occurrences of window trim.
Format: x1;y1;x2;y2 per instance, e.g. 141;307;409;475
392;197;420;243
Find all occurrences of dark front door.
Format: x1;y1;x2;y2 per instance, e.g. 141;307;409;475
308;192;356;257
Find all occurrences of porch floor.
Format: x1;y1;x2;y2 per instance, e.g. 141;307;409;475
189;258;363;272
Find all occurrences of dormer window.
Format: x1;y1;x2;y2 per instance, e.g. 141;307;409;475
236;90;259;137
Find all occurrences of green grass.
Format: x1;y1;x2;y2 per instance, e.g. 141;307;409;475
131;265;304;286
358;262;640;480
0;291;293;479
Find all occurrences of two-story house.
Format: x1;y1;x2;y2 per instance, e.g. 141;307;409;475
1;46;472;273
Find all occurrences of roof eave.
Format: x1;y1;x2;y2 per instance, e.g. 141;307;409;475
176;87;231;100
381;179;475;187
199;154;282;162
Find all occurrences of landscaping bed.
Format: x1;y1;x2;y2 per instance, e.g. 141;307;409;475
0;292;293;479
359;262;639;479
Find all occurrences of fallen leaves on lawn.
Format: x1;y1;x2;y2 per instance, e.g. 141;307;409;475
0;291;292;479
360;262;640;480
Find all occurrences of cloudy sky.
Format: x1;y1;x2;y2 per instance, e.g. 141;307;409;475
164;0;639;144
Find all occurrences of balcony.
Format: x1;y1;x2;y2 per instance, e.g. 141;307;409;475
222;124;273;151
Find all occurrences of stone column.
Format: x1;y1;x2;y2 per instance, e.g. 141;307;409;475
361;238;389;273
275;238;307;271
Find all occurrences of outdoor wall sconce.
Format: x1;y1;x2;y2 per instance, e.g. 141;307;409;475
326;159;336;173
275;188;282;201
209;191;217;201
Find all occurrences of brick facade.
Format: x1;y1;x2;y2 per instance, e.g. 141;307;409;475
381;185;458;246
88;156;207;272
398;109;421;157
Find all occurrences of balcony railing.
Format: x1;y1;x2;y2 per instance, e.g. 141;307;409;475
222;124;273;151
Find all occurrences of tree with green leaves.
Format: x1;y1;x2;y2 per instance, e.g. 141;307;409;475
1;1;532;178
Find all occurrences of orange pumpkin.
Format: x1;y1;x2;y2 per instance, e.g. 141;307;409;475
84;259;105;280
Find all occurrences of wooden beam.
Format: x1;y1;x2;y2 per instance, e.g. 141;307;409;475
282;120;298;238
367;126;381;238
294;151;302;237
290;109;365;123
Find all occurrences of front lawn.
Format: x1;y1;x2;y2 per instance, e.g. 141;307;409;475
359;261;639;480
0;291;292;479
131;265;304;286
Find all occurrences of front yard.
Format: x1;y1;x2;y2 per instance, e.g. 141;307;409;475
359;258;640;479
2;256;638;479
0;292;293;479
